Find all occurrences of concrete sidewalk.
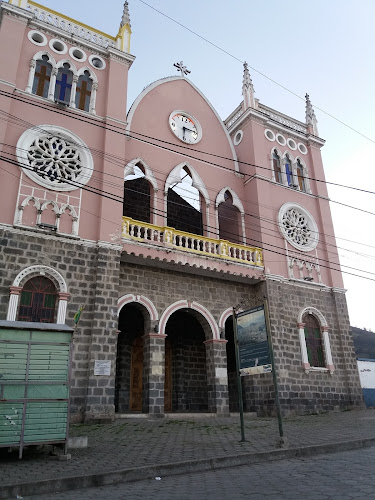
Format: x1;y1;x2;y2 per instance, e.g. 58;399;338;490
1;409;375;499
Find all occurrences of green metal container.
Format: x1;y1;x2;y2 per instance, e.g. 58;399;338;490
0;320;73;458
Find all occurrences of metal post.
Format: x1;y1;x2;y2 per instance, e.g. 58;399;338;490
264;298;284;440
232;307;246;442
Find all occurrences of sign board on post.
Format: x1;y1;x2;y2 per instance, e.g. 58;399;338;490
236;305;271;376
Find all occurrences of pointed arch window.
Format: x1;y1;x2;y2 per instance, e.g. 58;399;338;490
32;55;52;98
123;163;151;223
18;276;57;323
75;71;93;111
272;150;282;184
285;154;293;187
297;159;306;192
303;313;325;368
218;190;241;244
54;63;73;103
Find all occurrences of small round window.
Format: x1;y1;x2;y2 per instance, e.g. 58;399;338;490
298;143;308;155
276;133;286;146
69;47;87;62
233;130;243;145
89;54;106;70
264;129;275;142
49;38;67;54
287;138;297;150
28;30;47;46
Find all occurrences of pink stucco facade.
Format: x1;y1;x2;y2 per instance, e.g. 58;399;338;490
0;1;362;421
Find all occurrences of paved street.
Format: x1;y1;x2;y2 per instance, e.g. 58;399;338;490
24;446;375;499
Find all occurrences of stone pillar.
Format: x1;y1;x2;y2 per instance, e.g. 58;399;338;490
6;286;22;321
85;245;121;423
204;339;230;415
57;292;70;324
142;333;167;416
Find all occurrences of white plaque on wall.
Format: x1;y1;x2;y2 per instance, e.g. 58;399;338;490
94;360;111;376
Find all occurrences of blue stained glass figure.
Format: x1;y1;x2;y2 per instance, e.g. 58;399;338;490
285;159;293;186
54;63;73;102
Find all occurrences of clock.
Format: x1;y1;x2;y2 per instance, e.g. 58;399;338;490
169;110;202;144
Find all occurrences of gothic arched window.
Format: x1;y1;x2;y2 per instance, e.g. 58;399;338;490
297;159;306;192
54;63;73;103
32;55;52;98
75;71;93;111
285;154;293;187
272;150;282;184
18;276;57;323
218;190;241;244
303;313;325;368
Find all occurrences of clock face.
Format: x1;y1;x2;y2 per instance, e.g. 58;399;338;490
169;111;202;144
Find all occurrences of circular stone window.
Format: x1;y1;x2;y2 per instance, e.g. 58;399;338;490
276;133;286;146
298;143;308;155
89;54;106;70
49;38;67;54
287;138;297;150
69;47;87;62
278;203;319;251
16;125;93;192
28;30;47;46
264;129;275;142
233;130;243;145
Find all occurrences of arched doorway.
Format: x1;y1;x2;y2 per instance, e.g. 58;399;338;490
165;310;208;412
115;303;149;413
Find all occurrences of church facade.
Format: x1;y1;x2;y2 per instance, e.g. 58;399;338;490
0;0;363;422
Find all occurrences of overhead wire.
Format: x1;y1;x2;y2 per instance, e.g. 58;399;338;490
2;154;375;282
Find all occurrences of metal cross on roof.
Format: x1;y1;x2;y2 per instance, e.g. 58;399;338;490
173;61;191;77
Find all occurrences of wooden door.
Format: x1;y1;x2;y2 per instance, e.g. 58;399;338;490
164;339;172;412
130;337;143;411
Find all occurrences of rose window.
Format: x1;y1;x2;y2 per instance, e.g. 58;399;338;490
28;136;83;185
282;208;310;246
278;203;318;251
16;125;93;192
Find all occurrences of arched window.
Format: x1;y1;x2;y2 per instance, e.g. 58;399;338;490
303;313;325;368
167;166;203;235
272;150;282;184
32;55;52;98
18;276;57;323
297;159;306;192
285;154;293;187
218;190;241;244
75;70;93;111
54;63;73;103
123;163;151;223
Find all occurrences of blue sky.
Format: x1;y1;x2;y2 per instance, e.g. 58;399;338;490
24;0;375;330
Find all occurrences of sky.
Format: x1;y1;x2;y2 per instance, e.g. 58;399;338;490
23;0;375;330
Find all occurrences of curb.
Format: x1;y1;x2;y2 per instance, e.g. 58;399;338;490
2;437;375;499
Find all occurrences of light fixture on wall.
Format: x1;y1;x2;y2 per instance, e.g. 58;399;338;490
154;323;159;333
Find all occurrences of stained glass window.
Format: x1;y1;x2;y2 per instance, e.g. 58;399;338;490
75;71;93;111
32;55;52;98
297;159;306;192
273;150;282;184
54;63;73;103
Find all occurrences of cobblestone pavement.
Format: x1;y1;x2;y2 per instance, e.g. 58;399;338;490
1;409;375;491
24;446;375;499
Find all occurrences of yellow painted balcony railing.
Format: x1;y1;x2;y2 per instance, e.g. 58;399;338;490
122;217;263;267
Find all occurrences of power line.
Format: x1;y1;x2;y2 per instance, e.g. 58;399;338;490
136;0;375;147
2;156;375;283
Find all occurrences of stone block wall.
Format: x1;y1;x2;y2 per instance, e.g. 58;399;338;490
264;278;364;414
0;227;120;423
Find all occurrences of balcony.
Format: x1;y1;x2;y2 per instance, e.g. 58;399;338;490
122;216;263;267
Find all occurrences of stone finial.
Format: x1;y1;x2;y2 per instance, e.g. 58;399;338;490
305;93;318;136
120;1;131;28
242;62;255;110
